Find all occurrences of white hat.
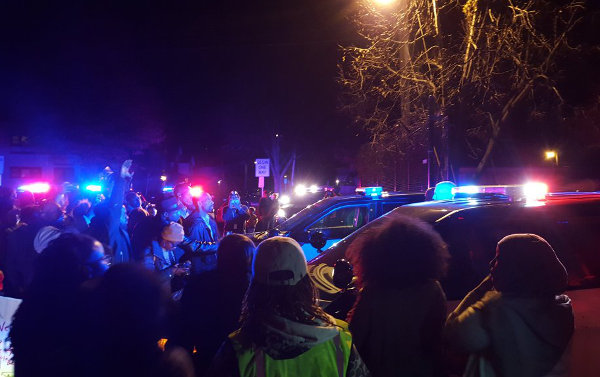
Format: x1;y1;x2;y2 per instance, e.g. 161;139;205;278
161;222;184;243
253;237;307;286
34;226;62;254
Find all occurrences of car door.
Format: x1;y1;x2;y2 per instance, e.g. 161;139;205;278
301;204;375;261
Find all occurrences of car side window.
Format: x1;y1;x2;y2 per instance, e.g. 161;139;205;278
308;206;368;232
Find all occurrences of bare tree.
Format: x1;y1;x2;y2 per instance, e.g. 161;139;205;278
267;135;296;194
340;0;585;180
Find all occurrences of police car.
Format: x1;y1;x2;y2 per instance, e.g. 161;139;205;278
252;187;425;261
309;182;600;377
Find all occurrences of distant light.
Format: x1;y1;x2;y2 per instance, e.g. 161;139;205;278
545;151;556;159
277;208;286;218
523;182;548;202
433;181;457;200
160;175;167;182
85;184;103;192
163;186;174;193
275;134;279;138
280;195;291;205
335;179;340;185
217;180;222;185
253;161;257;164
452;185;479;195
374;0;397;4
309;184;319;194
190;186;203;198
18;182;50;193
295;184;307;196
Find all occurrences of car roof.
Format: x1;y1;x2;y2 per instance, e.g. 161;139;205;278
309;191;600;266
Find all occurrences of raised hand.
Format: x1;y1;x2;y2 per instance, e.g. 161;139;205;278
120;160;134;179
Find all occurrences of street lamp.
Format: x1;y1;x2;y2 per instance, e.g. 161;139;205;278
545;150;558;166
373;0;397;5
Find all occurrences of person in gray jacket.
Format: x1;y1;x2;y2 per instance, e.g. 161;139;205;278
445;233;574;377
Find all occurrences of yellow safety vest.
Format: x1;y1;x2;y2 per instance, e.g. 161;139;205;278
229;319;352;377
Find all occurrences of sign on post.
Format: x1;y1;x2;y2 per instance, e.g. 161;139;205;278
255;159;270;177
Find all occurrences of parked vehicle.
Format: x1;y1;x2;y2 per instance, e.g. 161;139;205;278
309;184;600;377
252;187;425;261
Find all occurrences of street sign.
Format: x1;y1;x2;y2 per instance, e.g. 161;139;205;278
255;158;270;177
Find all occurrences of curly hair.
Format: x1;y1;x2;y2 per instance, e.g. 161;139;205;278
348;214;449;289
239;275;332;345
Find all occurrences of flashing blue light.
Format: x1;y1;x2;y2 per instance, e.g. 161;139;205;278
453;185;479;195
85;184;103;192
432;181;457;200
364;186;383;198
163;186;174;193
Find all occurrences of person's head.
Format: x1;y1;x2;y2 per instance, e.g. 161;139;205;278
348;214;449;289
159;196;188;222
229;191;241;207
160;222;184;251
33;233;109;290
40;200;64;226
240;237;331;342
174;183;194;210
249;206;256;215
124;191;142;210
491;233;567;297
33;226;62;254
93;263;169;359
72;199;91;217
197;192;214;214
258;197;272;217
18;205;40;225
217;234;255;280
17;190;35;208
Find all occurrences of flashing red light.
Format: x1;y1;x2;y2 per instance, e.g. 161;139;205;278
190;186;203;198
18;182;51;193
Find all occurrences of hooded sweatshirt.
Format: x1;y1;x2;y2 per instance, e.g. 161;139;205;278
446;284;574;377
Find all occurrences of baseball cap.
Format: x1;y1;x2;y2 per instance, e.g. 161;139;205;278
253;236;307;286
161;222;185;243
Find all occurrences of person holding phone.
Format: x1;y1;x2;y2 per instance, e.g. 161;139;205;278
222;191;250;235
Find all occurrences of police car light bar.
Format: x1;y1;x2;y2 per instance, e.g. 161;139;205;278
452;182;548;202
356;186;383;198
85;184;103;192
190;186;203;198
18;182;51;193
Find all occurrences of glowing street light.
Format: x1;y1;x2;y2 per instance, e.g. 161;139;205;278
373;0;397;5
294;184;307;196
160;175;167;182
545;150;558;166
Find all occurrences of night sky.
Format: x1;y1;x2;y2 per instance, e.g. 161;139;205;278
0;0;362;184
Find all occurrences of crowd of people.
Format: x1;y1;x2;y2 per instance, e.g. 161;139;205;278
0;160;575;377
